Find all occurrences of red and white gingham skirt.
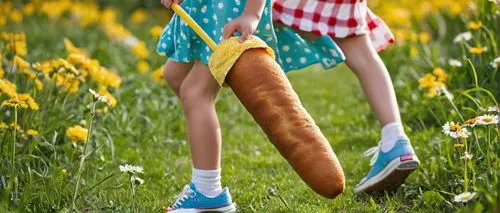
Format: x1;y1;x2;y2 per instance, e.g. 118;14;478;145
272;0;394;52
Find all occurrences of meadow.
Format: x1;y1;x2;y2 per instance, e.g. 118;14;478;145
0;0;498;212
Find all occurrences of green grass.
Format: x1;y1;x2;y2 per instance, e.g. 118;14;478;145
1;1;499;212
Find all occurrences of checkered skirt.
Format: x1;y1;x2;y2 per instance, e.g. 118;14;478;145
272;0;394;52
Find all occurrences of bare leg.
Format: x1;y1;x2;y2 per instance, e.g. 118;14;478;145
333;34;401;126
163;59;193;96
179;61;221;170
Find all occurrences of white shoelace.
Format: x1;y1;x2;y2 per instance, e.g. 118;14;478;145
363;142;381;166
171;185;196;209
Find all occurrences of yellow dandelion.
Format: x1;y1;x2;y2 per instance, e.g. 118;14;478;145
9;10;23;23
131;42;149;59
66;125;88;143
22;3;36;16
35;79;43;91
467;21;482;30
27;129;39;136
17;93;39;111
433;67;447;83
469;46;487;54
152;66;165;84
0;79;18;97
0;122;7;129
14;56;30;70
410;46;419;57
64;38;85;55
61;169;67;175
0;15;6;28
418;32;431;44
1;97;28;108
149;26;164;39
137;60;150;73
0;59;4;78
10;122;21;131
130;9;149;24
418;74;437;88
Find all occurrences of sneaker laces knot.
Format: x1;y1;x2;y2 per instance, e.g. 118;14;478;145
363;142;381;166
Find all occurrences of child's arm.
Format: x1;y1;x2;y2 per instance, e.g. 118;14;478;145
223;0;266;42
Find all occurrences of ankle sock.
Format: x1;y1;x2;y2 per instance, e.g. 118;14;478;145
380;122;408;152
191;168;223;197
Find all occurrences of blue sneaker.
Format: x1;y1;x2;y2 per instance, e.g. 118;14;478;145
165;183;236;213
354;138;420;194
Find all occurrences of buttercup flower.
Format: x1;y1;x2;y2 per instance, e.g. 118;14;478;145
448;59;462;67
454;192;476;203
476;114;499;125
442;122;471;138
453;32;472;43
66;125;88;143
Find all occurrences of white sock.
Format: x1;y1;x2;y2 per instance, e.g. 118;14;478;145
380;122;408;152
191;168;222;197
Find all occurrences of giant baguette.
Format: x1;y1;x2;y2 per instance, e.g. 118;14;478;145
226;48;345;198
171;4;345;199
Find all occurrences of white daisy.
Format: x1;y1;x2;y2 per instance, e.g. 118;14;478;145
119;164;144;174
454;192;476;203
453;32;472;43
448;59;462;67
132;176;145;185
476;114;499;125
442;122;471;138
490;56;500;68
461;152;473;160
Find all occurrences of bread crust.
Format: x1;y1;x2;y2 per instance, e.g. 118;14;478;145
226;48;345;199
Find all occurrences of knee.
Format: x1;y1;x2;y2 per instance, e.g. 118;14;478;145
179;83;215;110
163;66;182;95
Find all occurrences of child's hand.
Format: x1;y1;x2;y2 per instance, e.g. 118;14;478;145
161;0;183;8
223;12;260;43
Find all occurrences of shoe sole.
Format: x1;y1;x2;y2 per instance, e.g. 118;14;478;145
354;154;420;194
166;203;236;213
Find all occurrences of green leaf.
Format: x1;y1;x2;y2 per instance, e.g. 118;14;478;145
422;191;445;207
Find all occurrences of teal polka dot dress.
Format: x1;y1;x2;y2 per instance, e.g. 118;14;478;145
156;0;345;73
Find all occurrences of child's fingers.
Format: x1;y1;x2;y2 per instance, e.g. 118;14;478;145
161;0;172;8
223;22;238;40
238;31;250;43
173;0;184;4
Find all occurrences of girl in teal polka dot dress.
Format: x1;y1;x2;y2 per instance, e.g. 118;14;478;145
157;0;344;211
